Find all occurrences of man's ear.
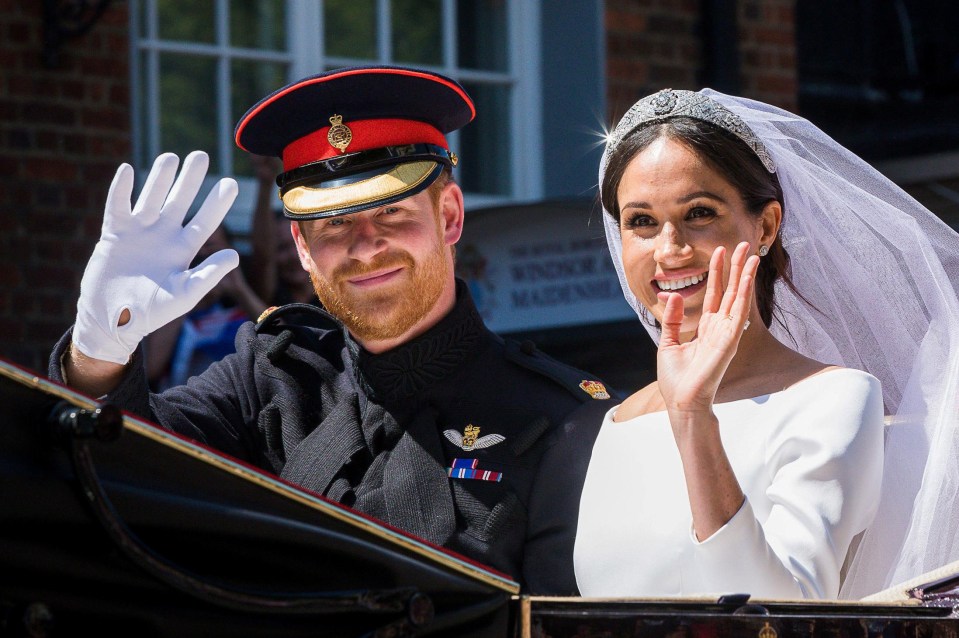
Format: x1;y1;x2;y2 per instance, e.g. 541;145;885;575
759;200;782;247
289;221;314;272
438;181;465;246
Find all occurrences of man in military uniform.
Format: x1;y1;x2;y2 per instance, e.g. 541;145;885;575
50;67;616;594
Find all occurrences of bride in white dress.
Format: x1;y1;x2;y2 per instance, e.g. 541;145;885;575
574;89;959;600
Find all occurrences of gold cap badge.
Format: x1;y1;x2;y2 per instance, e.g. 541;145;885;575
579;380;611;400
327;114;352;153
758;623;777;638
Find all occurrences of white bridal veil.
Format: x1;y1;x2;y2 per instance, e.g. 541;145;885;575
600;89;959;599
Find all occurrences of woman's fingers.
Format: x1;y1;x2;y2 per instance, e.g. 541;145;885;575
702;246;725;315
659;291;685;348
729;254;760;327
718;242;751;317
667;241;757;344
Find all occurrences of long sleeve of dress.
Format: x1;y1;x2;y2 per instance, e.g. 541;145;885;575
574;368;884;599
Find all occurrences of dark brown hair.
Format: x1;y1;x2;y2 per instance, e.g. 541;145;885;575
602;117;799;329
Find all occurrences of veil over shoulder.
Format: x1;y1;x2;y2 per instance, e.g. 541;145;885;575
600;89;959;599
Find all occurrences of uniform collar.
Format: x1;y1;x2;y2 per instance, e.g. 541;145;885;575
346;279;486;403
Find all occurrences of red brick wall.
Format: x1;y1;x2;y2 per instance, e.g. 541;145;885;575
606;0;702;123
738;0;797;112
605;0;797;123
0;1;131;373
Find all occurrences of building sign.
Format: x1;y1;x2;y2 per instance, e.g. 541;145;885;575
456;200;635;333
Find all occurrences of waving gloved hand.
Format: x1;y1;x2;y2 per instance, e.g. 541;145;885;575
73;151;240;364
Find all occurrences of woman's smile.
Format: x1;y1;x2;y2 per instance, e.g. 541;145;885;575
654;272;707;293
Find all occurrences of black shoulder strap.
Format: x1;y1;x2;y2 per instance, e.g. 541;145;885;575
503;338;622;404
254;303;342;334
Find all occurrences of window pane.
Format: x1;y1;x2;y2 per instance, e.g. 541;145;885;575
231;0;286;50
159;53;218;165
324;0;377;59
457;0;507;72
458;82;510;195
392;0;442;66
158;0;216;43
232;59;288;176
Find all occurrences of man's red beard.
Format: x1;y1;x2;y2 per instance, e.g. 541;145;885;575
308;244;450;342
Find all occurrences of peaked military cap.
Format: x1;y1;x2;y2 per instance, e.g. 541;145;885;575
234;65;475;220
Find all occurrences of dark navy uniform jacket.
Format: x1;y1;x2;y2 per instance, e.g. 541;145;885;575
49;281;617;594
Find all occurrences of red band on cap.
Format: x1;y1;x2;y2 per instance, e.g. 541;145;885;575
234;67;476;153
282;119;448;171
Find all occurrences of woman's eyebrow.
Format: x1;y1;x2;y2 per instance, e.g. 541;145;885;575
620;190;727;210
619;200;651;210
677;190;726;204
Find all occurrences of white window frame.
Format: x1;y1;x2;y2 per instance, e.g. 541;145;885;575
130;0;542;237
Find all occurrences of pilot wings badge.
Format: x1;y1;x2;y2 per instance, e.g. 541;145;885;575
443;424;505;451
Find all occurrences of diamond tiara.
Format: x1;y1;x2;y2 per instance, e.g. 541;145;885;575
607;89;777;173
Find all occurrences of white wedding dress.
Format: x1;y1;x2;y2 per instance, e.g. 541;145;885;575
574;368;884;599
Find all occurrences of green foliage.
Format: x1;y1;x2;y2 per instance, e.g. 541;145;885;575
325;0;377;59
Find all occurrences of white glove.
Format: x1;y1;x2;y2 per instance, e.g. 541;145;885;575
73;151;240;364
